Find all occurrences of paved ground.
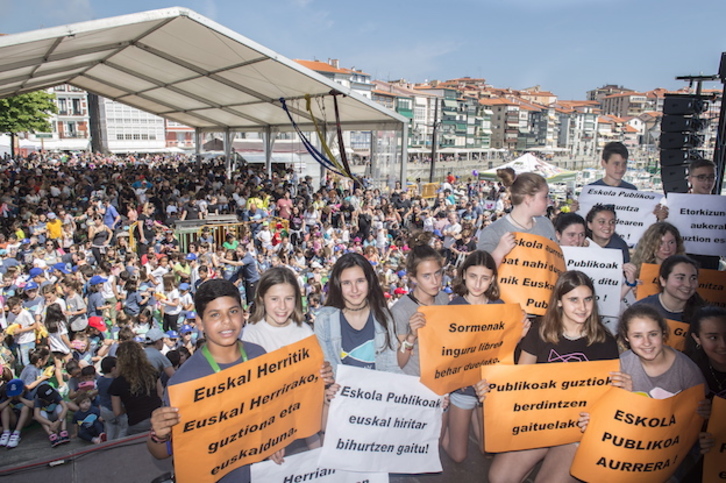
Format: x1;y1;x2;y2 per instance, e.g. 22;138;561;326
0;420;514;483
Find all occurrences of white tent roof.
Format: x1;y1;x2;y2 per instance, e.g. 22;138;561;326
482;153;576;180
0;7;406;132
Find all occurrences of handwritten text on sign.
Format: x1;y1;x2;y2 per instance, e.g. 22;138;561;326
498;233;566;316
250;448;389;483
168;336;324;483
577;186;663;247
418;304;523;395
318;365;444;474
480;359;618;452
704;396;726;483
666;193;726;257
571;384;705;483
562;245;622;317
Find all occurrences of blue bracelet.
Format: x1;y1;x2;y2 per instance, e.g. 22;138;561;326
624;280;637;287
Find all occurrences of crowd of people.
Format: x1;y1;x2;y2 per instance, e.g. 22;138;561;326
0;142;723;483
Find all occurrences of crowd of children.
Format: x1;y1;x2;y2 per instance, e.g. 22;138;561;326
0;145;723;483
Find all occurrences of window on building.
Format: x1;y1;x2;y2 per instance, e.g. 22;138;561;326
116;134;124;140
125;134;132;140
133;134;140;140
72;99;82;116
64;122;77;137
57;99;67;115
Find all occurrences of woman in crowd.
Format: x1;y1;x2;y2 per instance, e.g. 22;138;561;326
687;305;726;398
88;214;113;265
484;270;620;483
630;222;685;276
585;204;630;263
390;232;449;377
314;252;401;374
553;212;588;248
477;172;555;266
109;340;162;435
633;254;705;325
443;250;510;463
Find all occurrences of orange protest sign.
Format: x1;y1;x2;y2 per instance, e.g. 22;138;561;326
417;304;523;395
704;396;726;483
571;384;705;483
697;269;726;309
498;233;566;315
637;264;726;308
665;319;688;352
480;359;619;452
168;336;324;483
636;263;660;300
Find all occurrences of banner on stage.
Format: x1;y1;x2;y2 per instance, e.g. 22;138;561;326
418;304;523;395
562;245;622;317
250;448;389;483
637;264;726;308
704;396;726;483
318;365;444;474
570;384;705;483
666;193;726;257
168;336;324;483
577;186;663;247
480;359;619;452
498;232;566;316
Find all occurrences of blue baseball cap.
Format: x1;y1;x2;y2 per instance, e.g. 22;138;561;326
186;311;197;319
53;262;70;274
185;253;197;260
178;283;190;291
6;379;24;397
25;281;39;290
165;330;179;339
180;324;194;334
29;267;44;278
89;275;108;286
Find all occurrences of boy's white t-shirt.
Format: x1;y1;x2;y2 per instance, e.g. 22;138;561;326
241;320;313;353
163;289;182;315
11;309;36;344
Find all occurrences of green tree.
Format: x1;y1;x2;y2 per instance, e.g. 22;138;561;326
0;91;57;158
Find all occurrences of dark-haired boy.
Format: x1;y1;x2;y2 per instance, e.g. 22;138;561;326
33;382;70;447
147;279;276;482
587;141;636;190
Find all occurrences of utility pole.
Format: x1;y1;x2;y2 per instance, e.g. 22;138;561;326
429;98;439;183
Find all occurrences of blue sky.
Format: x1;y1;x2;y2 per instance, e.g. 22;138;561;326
1;0;725;100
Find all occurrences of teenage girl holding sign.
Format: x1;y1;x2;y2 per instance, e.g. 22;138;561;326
391;232;450;377
476;172;556;266
478;270;622;483
241;266;332;448
442;250;510;463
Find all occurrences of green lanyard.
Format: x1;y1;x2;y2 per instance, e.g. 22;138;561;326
201;342;248;373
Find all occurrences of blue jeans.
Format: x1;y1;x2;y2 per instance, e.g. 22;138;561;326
18;342;35;367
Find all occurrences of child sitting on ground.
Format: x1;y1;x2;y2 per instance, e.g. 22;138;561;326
0;377;33;448
72;390;106;444
33;382;70;447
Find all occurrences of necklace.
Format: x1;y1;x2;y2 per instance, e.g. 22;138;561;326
344;302;369;312
658;294;682;314
509;213;532;230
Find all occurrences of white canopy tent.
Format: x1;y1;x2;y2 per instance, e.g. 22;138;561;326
480;152;577;182
0;7;408;180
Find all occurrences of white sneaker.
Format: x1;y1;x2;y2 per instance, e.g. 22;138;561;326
0;431;9;447
7;432;20;448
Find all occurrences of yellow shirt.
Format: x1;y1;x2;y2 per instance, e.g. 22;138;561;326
46;220;63;239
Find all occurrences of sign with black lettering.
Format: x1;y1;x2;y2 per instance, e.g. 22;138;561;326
667;193;726;257
250;448;388;483
571;384;705;483
577;186;663;247
318;365;443;474
562;245;622;317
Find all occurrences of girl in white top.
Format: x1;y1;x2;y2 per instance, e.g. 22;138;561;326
241;266;314;354
241;266;320;448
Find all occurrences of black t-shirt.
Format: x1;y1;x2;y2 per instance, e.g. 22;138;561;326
519;321;619;363
108;375;162;426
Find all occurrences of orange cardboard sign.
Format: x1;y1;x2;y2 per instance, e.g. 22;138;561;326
665;319;688;352
167;336;324;483
571;384;705;483
637;264;726;308
480;359;619;452
418;304;523;395
498;233;566;316
704;396;726;483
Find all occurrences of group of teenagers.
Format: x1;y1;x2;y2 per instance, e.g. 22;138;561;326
0;141;723;482
148;144;723;483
